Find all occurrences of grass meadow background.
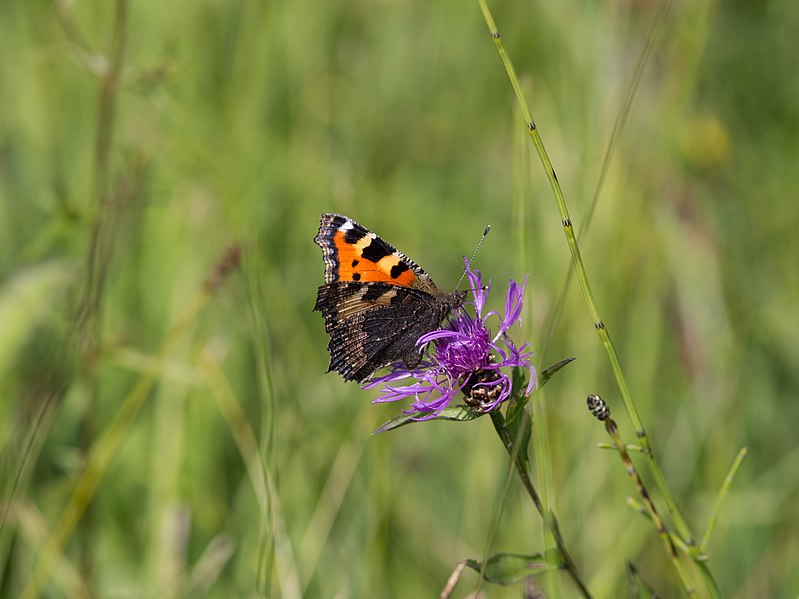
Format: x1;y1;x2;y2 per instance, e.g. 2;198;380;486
2;0;798;597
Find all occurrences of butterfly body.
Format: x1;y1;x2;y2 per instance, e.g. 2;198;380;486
314;214;464;382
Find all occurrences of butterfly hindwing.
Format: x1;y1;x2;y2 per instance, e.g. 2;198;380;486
316;281;451;381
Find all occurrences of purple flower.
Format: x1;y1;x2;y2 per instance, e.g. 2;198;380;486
364;260;537;420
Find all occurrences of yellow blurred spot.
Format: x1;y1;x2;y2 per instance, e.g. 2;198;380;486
680;113;731;169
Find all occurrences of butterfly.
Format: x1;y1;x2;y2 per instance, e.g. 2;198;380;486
314;213;466;382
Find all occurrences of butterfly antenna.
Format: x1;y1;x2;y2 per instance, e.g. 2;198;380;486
457;224;491;288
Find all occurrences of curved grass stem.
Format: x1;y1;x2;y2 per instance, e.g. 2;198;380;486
474;0;725;594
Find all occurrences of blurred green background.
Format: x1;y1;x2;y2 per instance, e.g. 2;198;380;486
2;0;798;597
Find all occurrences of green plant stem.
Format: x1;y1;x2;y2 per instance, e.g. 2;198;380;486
69;0;128;590
474;0;694;546
602;416;698;597
489;412;592;599
700;447;748;552
75;0;128;341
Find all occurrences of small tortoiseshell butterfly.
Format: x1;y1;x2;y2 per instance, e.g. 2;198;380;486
314;213;466;382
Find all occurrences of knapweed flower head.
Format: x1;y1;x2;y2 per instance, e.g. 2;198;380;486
365;259;537;420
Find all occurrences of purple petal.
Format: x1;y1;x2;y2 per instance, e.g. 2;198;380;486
418;329;470;346
496;275;528;337
525;368;537;395
364;364;431;388
463;259;489;318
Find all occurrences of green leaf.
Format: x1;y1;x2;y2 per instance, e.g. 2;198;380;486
463;552;554;585
538;357;576;388
372;404;484;434
501;367;536;469
505;366;531;424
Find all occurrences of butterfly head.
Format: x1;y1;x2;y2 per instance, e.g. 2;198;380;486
446;289;468;313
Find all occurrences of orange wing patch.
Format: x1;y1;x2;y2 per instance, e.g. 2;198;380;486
332;230;417;287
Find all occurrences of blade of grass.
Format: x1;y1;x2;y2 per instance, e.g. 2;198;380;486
19;250;238;599
538;0;673;365
197;345;303;599
475;0;695;549
699;447;748;552
242;249;281;595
